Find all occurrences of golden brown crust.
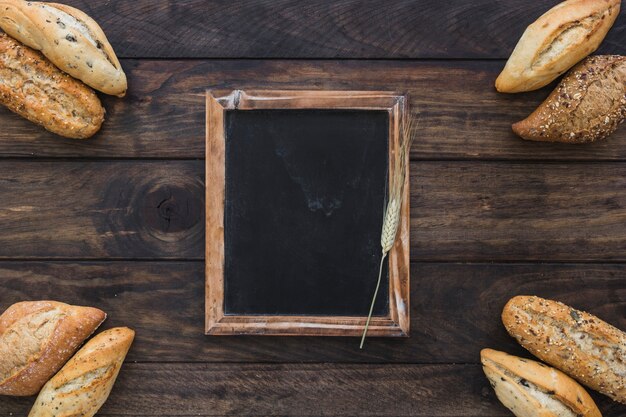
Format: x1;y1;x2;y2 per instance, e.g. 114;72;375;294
481;349;602;417
0;0;127;96
0;33;105;139
503;296;626;404
0;301;106;396
496;0;620;93
512;55;626;143
28;327;134;417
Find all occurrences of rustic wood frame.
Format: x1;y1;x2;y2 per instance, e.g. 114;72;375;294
206;90;410;336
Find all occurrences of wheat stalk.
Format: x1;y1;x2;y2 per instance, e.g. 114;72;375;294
360;115;415;349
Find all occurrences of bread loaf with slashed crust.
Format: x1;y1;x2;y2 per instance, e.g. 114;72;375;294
0;0;127;96
0;301;106;396
512;55;626;143
0;33;105;139
28;327;134;417
496;0;620;93
503;296;626;404
481;348;602;417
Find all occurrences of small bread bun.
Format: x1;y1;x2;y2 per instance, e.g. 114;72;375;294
503;296;626;404
0;0;127;96
496;0;620;93
512;55;626;143
481;348;602;417
28;327;135;417
0;301;106;396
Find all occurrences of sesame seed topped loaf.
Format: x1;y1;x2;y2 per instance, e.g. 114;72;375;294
502;296;626;404
512;55;626;143
0;33;105;139
0;301;106;396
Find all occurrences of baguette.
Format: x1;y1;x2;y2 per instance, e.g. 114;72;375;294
496;0;620;93
512;55;626;143
481;348;601;417
29;327;134;417
0;33;105;139
0;0;127;96
503;296;626;404
0;301;106;396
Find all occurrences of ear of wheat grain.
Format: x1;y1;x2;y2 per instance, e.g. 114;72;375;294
360;115;415;349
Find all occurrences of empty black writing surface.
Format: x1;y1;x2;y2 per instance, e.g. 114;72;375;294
223;109;389;316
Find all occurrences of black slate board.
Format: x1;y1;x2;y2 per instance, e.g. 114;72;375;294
224;109;389;316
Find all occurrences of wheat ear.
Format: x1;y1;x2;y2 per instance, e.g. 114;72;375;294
360;116;415;349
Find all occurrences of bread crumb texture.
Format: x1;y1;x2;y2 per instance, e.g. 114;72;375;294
0;308;63;382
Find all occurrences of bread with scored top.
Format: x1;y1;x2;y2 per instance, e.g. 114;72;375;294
0;301;106;396
481;348;602;417
0;0;127;96
512;55;626;143
28;327;134;417
503;296;626;404
496;0;620;93
0;33;105;139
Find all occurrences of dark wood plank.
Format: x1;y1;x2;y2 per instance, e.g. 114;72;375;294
1;363;623;416
0;161;204;259
412;161;626;261
1;60;625;160
0;160;624;261
0;261;623;363
49;0;626;59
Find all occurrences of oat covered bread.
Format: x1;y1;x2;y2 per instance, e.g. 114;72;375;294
0;0;127;96
496;0;620;93
28;327;134;417
0;301;106;396
503;296;626;404
513;55;626;143
481;349;602;417
0;33;105;139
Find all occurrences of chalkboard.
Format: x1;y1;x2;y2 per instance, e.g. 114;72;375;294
206;90;410;337
224;109;389;316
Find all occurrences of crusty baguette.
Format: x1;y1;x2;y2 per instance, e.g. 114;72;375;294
481;349;602;417
513;55;626;143
0;301;106;396
503;296;626;404
0;33;105;139
29;327;134;417
0;0;127;96
496;0;620;93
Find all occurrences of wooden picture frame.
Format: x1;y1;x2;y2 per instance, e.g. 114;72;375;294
206;90;410;337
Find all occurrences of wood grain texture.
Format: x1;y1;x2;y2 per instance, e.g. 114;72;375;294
0;160;624;261
34;0;626;59
0;161;204;259
0;60;625;160
0;261;623;363
0;363;622;416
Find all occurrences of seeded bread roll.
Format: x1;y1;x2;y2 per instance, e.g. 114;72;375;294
0;0;127;96
29;327;134;417
496;0;620;93
0;301;106;396
0;33;105;139
513;55;626;143
503;296;626;404
481;349;602;417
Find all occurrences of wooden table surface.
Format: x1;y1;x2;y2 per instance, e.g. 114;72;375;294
1;1;625;416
